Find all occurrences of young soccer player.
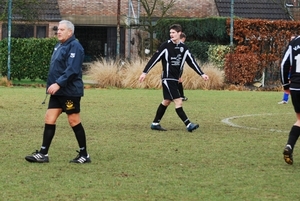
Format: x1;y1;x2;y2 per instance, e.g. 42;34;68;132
139;24;209;132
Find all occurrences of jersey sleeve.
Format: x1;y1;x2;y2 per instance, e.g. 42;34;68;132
142;42;167;74
184;49;204;76
280;45;292;89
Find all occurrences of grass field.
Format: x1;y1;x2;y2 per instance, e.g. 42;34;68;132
0;87;299;200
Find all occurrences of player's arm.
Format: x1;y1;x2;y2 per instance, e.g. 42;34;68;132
280;46;292;90
139;42;167;82
142;42;167;74
185;50;208;80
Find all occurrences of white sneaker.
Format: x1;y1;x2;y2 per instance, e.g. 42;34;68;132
278;101;288;104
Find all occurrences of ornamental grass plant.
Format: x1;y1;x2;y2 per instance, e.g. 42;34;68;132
86;59;224;90
0;76;12;87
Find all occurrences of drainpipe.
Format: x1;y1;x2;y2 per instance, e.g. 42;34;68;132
127;0;131;59
230;0;234;47
117;0;121;60
7;0;12;80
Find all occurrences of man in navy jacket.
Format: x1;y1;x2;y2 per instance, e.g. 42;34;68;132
25;20;91;163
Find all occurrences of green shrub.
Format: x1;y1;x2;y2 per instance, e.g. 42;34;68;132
155;17;229;44
0;37;57;81
208;45;231;69
185;41;211;63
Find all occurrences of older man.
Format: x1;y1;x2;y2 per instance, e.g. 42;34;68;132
25;20;91;163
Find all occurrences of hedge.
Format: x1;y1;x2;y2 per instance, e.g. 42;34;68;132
0;37;58;81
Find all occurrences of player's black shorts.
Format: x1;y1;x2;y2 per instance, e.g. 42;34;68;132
162;79;181;100
291;90;300;113
48;95;81;114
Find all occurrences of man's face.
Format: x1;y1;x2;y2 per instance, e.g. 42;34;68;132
170;29;181;42
57;23;72;43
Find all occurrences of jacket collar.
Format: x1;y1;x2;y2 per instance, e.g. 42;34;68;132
61;34;76;45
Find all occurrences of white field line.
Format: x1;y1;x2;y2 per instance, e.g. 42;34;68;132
221;113;292;133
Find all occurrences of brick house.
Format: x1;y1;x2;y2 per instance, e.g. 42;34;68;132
0;0;298;61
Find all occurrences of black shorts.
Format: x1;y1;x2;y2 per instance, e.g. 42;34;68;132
162;79;181;100
48;95;81;114
291;90;300;113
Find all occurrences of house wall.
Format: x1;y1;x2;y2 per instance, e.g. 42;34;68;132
48;22;59;37
57;0;218;25
56;0;218;59
57;0;129;25
289;7;300;20
168;0;218;18
288;0;300;20
1;1;218;59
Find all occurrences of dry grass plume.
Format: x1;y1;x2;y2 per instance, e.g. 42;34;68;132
0;77;12;87
86;59;123;88
87;59;225;90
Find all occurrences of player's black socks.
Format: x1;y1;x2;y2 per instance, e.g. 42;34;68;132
287;125;300;149
153;103;167;123
178;82;184;97
175;107;190;126
40;124;56;155
72;123;87;156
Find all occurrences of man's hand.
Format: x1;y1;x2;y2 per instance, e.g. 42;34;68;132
47;83;60;95
201;74;209;81
139;73;147;82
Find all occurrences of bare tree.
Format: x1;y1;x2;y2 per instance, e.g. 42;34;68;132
139;0;176;54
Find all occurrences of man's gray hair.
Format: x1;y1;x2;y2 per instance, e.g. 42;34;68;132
59;20;75;33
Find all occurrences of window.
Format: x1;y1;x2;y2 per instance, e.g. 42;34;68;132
2;24;47;39
36;26;46;38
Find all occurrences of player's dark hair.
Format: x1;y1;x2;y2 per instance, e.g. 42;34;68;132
169;24;182;32
180;32;186;39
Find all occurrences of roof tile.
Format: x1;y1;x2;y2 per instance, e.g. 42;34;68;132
0;0;61;21
215;0;291;20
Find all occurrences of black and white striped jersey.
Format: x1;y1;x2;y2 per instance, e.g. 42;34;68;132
142;40;204;81
280;36;300;90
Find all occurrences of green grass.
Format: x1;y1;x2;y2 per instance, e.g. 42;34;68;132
9;78;46;86
7;75;91;86
0;87;298;200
